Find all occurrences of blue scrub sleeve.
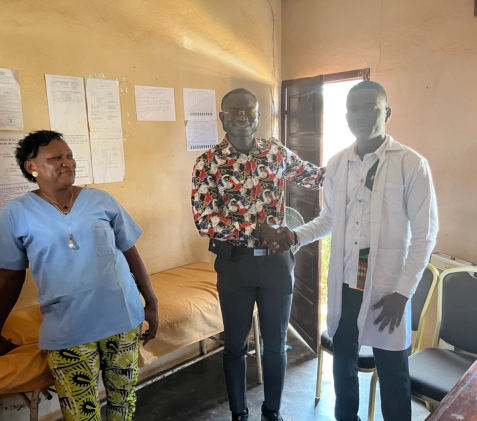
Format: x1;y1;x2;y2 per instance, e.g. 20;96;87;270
0;203;29;270
107;195;143;252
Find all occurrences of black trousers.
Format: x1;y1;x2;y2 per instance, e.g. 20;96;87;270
333;284;411;421
215;251;295;414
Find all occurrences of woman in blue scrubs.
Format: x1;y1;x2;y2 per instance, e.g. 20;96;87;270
0;130;159;421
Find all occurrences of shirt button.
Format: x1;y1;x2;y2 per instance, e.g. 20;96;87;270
355;242;358;245
356;222;359;224
358;200;362;203
361;179;364;182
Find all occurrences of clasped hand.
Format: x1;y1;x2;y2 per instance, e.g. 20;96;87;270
260;224;294;253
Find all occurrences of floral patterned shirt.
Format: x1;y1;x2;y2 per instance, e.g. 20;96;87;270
191;136;326;247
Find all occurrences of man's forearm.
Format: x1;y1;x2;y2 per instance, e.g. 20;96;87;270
394;237;437;298
0;269;26;332
396;160;438;297
294;215;332;246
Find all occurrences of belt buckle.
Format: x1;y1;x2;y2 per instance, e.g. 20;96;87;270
253;248;268;257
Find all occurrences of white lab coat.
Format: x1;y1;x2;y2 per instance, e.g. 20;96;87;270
295;136;438;350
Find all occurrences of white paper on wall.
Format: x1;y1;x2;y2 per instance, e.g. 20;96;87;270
61;132;93;185
0;68;24;131
45;74;89;133
0;134;25;177
86;78;122;133
90;132;125;183
135;86;176;121
186;120;218;151
183;88;216;121
0;176;35;212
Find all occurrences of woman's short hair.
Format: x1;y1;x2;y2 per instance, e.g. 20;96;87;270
16;130;64;183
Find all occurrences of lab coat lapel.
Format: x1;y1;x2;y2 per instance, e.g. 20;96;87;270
356;150;389;344
327;146;351;337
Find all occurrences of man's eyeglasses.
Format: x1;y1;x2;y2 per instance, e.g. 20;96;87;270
223;108;258;119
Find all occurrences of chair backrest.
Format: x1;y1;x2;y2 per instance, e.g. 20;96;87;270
411;263;439;353
433;267;477;355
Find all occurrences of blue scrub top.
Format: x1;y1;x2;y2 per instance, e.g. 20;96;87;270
0;187;145;350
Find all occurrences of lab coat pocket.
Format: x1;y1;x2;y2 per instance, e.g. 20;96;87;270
40;300;71;345
93;220;115;256
372;248;406;292
383;182;404;213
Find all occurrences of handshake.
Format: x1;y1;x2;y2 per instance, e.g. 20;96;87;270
260;223;296;253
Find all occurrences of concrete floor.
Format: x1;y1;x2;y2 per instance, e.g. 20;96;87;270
116;328;431;421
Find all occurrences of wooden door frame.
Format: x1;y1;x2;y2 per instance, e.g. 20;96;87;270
285;76;325;351
280;68;370;145
281;68;370;350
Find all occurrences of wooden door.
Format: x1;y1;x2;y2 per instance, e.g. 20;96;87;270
283;76;324;352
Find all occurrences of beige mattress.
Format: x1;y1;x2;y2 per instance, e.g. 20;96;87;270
139;262;223;366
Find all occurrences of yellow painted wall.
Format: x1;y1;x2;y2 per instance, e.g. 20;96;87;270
282;0;477;348
282;0;477;264
1;0;281;310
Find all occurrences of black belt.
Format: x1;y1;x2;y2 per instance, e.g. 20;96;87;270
233;246;271;257
209;239;271;260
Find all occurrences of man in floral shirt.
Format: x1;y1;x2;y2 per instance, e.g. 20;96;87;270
191;88;325;421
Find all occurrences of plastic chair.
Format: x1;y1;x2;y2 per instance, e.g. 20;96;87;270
408;266;477;411
316;263;439;421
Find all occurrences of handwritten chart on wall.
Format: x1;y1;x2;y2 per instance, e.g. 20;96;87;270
135;86;176;121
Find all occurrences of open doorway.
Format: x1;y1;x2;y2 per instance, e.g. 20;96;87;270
320;76;364;331
281;69;368;350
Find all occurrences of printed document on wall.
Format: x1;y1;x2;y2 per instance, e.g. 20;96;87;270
135;86;176;121
86;79;122;132
183;88;216;121
0;134;25;177
62;133;93;185
0;68;24;130
0;176;35;212
186;121;218;151
0;134;35;211
45;74;89;133
90;132;125;184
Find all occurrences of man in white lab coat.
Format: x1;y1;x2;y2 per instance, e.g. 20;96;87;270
275;81;438;421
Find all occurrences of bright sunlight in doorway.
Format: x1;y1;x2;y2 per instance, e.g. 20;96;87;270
320;78;361;330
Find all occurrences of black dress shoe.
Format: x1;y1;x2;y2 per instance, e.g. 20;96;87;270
232;408;248;421
261;404;283;421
